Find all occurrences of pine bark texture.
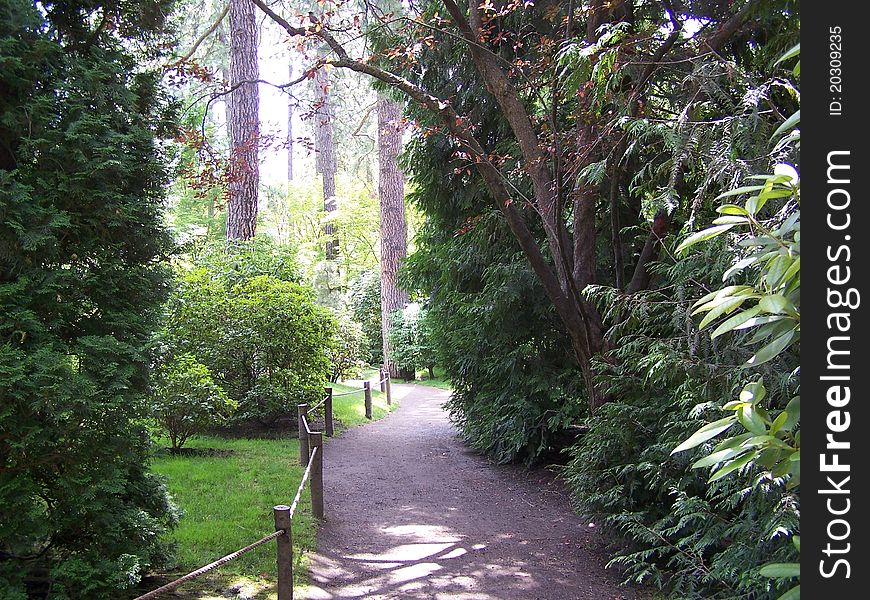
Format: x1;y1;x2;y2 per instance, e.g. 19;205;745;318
226;0;259;241
377;96;409;378
314;65;338;257
287;62;294;181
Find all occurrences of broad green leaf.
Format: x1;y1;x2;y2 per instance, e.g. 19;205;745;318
672;416;738;454
774;163;799;184
709;451;755;482
692;285;755;308
780;256;801;288
713;215;750;225
749;187;794;215
758;294;790;314
712;306;762;338
723;256;758;280
677;224;737;253
769;410;789;435
739;381;766;404
760;563;799;578
771;110;800;140
715;185;765;200
745;328;797;367
737;405;767;435
775;43;800;65
712;432;754;452
744;435;791;449
757;447;789;469
699;296;749;329
717;204;749;215
747;319;794;344
782;396;800;430
766;254;793;289
692;447;748;469
778;585;800;600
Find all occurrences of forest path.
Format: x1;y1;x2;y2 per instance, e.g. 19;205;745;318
300;383;643;600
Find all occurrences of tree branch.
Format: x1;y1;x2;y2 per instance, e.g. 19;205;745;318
178;2;230;64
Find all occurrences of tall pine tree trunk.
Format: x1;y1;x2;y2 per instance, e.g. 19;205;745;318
377;95;409;378
287;61;294;182
226;0;259;240
313;64;337;257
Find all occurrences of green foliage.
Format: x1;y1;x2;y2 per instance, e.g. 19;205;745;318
328;309;367;382
564;248;798;599
152;354;237;449
405;230;586;463
0;1;180;596
259;175;382;304
187;237;301;287
392;6;587;462
671;45;801;599
388;303;436;378
164;102;227;241
347;270;384;365
562;35;800;600
164;242;337;423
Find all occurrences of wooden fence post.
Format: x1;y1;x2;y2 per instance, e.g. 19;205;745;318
324;387;334;437
310;432;324;519
379;367;386;392
385;371;392;406
364;381;372;420
274;505;292;600
297;403;309;466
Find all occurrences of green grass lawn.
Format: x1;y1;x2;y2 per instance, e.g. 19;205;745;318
410;367;452;390
357;365;453;391
328;380;396;426
142;383;398;599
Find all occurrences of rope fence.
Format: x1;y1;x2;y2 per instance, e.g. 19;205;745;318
133;529;286;600
133;411;327;600
132;366;395;600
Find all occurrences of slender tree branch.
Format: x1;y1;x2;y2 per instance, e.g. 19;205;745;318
178;2;230;64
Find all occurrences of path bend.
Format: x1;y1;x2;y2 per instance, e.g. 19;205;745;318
301;383;642;600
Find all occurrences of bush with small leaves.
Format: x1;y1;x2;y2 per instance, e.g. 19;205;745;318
152;354;237;450
164;264;338;424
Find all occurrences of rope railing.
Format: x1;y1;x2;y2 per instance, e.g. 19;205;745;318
134;368;396;600
133;529;286;600
135;421;327;600
331;388;363;397
309;394;329;412
289;446;318;518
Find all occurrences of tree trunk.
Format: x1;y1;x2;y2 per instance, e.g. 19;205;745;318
287;62;294;182
313;64;338;258
377;95;409;378
226;0;259;241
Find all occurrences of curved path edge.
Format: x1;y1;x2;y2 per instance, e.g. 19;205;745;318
300;383;644;600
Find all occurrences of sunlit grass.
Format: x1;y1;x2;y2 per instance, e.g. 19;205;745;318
143;382;397;598
328;380;398;426
152;435;315;583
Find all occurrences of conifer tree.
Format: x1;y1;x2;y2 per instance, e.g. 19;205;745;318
1;1;179;596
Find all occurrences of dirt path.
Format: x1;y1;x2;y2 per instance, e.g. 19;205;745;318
301;384;643;600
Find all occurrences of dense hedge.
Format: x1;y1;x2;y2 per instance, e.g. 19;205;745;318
1;1;180;596
162;240;338;423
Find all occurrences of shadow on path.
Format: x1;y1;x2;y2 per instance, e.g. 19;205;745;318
300;384;641;600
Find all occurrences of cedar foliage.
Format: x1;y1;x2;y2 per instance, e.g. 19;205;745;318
394;0;800;596
398;36;586;461
0;1;179;596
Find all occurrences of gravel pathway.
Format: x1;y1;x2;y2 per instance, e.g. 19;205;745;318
300;383;644;600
